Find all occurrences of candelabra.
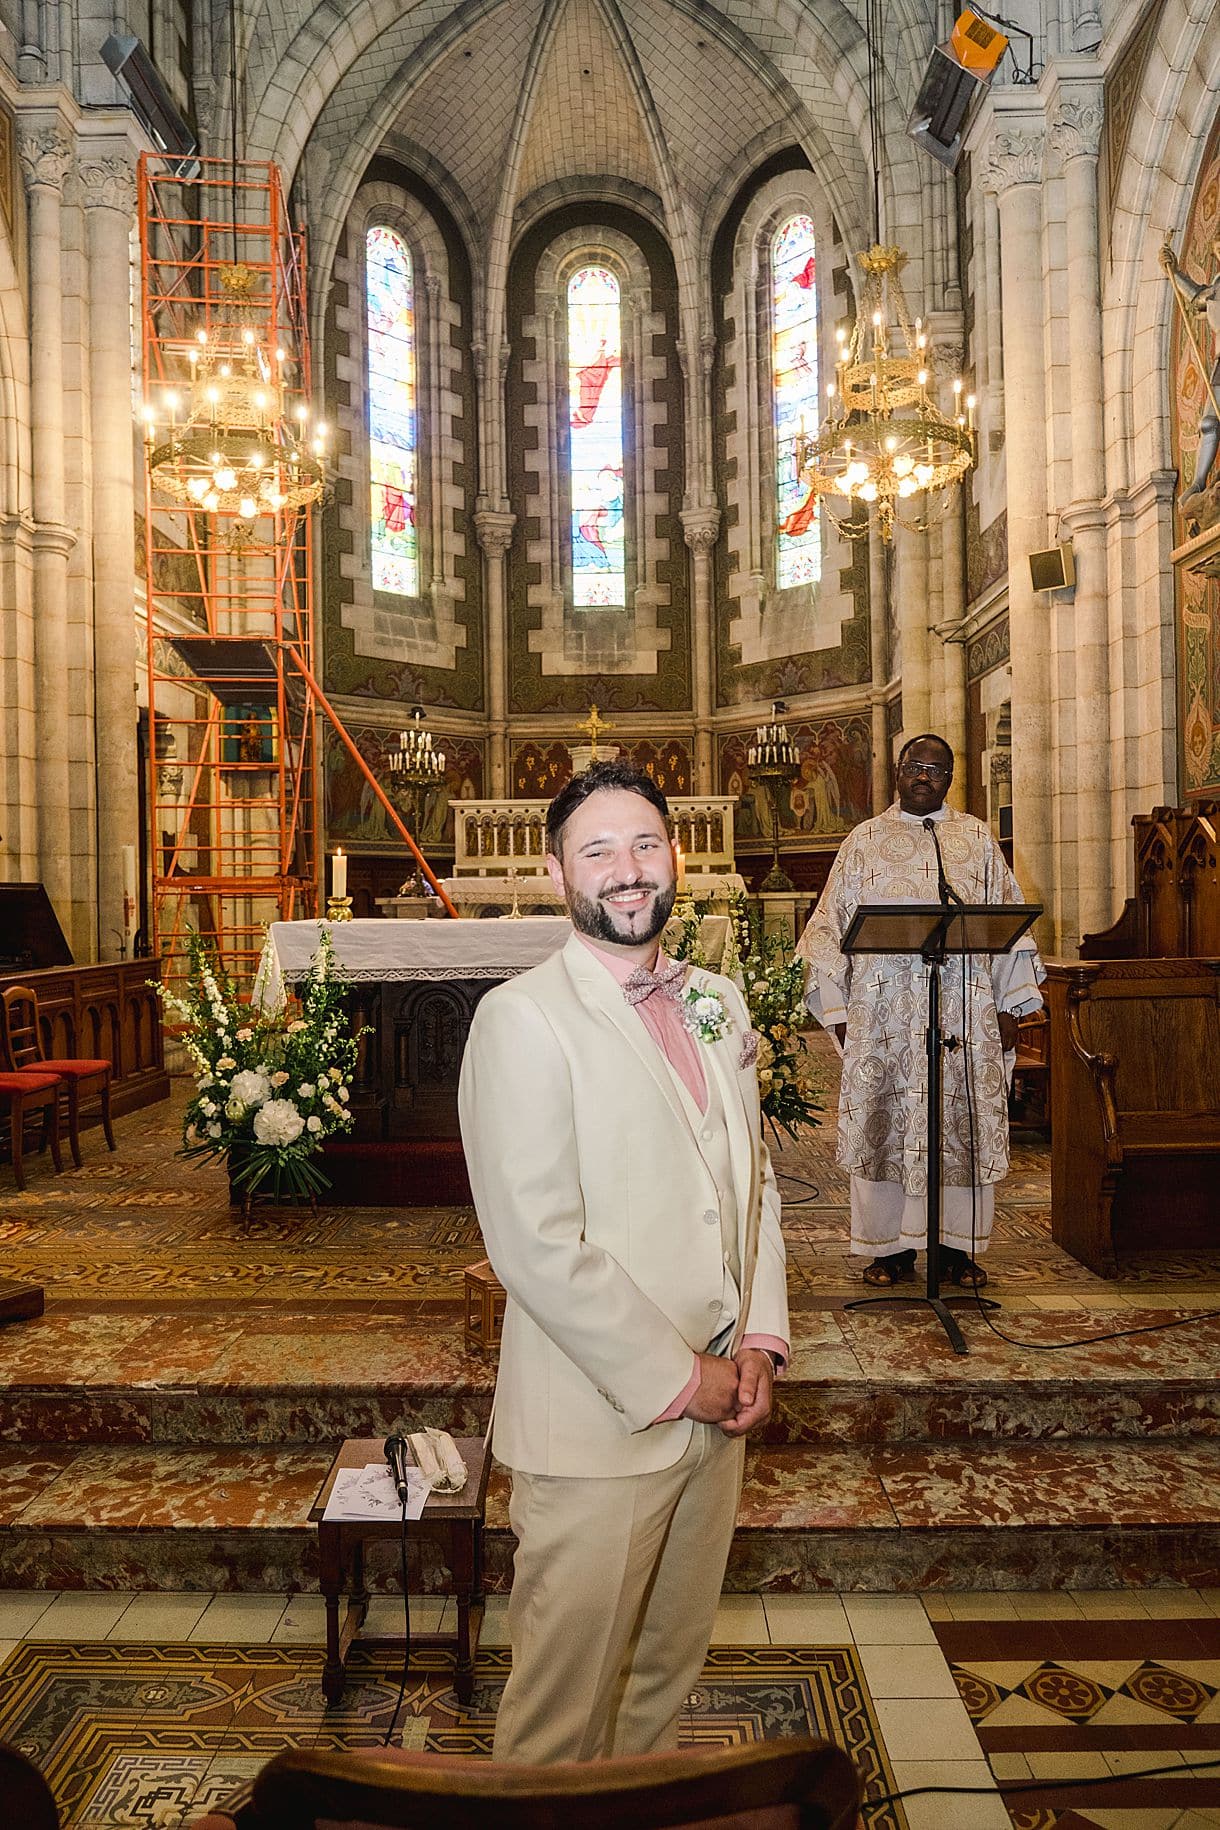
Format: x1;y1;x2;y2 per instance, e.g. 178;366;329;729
748;703;800;893
387;708;446;896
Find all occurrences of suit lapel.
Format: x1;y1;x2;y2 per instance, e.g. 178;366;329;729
691;973;763;1346
560;935;693;1138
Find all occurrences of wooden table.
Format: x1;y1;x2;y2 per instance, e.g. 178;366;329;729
312;1436;490;1705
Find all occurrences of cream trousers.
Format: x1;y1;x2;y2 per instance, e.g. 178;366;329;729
492;1422;746;1763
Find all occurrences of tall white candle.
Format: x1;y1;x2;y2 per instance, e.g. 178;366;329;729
332;848;347;900
122;844;137;936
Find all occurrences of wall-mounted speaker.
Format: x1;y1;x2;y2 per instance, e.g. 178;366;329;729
1029;541;1076;593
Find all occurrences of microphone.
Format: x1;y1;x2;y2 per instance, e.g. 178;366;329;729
923;817;963;907
383;1434;412;1502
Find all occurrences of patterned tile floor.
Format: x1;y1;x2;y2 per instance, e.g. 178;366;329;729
4;1593;1220;1828
3;1058;1220;1825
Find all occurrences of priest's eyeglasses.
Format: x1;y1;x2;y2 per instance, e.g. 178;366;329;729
898;759;951;781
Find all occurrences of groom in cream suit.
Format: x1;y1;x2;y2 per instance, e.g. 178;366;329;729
458;760;789;1763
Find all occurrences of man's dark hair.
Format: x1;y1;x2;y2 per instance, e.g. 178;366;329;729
546;760;671;860
897;731;955;772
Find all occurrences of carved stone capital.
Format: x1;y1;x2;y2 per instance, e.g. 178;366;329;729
475;508;516;558
79;155;137;215
1048;97;1103;166
699;325;717;376
983;129;1044;195
680;506;721;554
18;128;72;194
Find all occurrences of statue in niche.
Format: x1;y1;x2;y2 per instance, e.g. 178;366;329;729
1161;236;1220;531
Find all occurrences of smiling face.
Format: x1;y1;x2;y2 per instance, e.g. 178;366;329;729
896;736;954;816
546;787;677;959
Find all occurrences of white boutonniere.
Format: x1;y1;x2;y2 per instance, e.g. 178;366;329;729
679;984;732;1044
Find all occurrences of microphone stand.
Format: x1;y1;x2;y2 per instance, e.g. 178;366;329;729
918;818;995;1350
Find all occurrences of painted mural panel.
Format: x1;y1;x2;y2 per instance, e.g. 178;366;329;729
511;738;692;799
1170;110;1220;798
323;727;484;849
719;715;872;842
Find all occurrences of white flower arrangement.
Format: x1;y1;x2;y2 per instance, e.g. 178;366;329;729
679;984;731;1044
153;928;367;1207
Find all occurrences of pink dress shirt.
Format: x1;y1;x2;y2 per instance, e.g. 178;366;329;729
576;935;789;1421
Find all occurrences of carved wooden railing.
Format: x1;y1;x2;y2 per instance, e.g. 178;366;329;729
453;797;738;876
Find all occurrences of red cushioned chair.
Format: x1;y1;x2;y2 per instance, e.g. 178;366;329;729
0;1070;64;1189
0;984;115;1168
188;1739;861;1830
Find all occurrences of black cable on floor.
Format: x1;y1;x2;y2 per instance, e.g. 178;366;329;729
862;1753;1220;1812
382;1501;412;1747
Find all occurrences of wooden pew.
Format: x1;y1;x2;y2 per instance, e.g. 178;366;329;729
1045;960;1220;1276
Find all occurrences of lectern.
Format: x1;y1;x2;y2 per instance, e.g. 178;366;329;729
840;900;1041;1354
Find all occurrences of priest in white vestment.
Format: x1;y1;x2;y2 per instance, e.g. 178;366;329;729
796;734;1045;1289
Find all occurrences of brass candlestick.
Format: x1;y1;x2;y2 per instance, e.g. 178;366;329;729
325;896;354;922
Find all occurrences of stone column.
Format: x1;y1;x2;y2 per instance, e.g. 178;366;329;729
940;504;969;810
1049;86;1110;944
895;520;931;737
868;525;891;813
18;126;78;947
475;508;516;796
985;123;1053;931
681;505;720;792
81;148;140;960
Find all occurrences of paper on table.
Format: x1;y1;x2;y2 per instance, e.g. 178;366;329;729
322;1462;430;1523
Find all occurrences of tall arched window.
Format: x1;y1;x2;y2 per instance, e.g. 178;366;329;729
366;226;418;597
772;213;821;589
567;264;625;608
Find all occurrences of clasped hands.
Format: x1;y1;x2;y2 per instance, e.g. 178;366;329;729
683;1347;773;1436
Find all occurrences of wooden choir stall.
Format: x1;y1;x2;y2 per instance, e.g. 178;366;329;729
1050;804;1220;1275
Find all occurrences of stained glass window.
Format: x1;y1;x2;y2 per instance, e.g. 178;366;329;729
772;213;822;589
567;265;626;608
366;226;418;597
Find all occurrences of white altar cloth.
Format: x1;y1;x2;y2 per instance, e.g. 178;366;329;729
252;917;572;1010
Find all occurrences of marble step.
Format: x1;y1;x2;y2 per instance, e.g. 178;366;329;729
0;1439;1216;1596
3;1309;1219;1447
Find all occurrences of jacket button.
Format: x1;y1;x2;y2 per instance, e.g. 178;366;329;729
703;1208;718;1226
701;1127;714;1142
707;1299;721;1315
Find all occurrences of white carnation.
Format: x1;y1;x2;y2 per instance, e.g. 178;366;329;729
230;1068;272;1107
297;1082;315;1098
236;1027;253;1043
695;996;720;1019
253;1098;305;1146
336;1085;349;1102
306;1115;323;1133
216;1055;236;1072
199;1099;217;1118
206;1121;222;1138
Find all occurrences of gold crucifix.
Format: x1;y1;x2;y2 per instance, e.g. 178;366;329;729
580;703;615;761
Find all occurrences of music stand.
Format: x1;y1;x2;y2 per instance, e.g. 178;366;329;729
840;900;1041;1355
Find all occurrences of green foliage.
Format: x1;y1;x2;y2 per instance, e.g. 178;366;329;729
729;894;824;1140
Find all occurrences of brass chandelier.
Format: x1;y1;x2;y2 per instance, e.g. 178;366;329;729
795;3;976;541
797;244;974;541
142;263;327;526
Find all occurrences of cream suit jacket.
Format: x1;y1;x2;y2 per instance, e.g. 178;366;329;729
457;934;789;1479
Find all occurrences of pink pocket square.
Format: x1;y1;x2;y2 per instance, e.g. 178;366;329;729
738;1029;761;1069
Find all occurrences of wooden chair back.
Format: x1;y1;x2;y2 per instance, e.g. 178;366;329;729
0;984;44;1071
0;1744;59;1829
242;1738;860;1830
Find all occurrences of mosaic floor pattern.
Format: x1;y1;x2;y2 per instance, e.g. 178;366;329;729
937;1613;1220;1827
0;1640;907;1830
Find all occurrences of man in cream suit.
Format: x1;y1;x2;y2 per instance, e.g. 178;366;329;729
458;761;789;1764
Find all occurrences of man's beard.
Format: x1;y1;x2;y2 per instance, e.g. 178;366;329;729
567;878;677;947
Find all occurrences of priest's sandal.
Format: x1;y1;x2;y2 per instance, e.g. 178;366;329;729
940;1248;988;1289
862;1249;917;1288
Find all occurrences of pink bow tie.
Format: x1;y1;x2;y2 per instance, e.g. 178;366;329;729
622;957;686;1007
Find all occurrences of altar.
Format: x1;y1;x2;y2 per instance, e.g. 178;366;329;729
254;918;572;1160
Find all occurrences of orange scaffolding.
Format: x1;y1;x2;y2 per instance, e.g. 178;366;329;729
139;155;455;995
